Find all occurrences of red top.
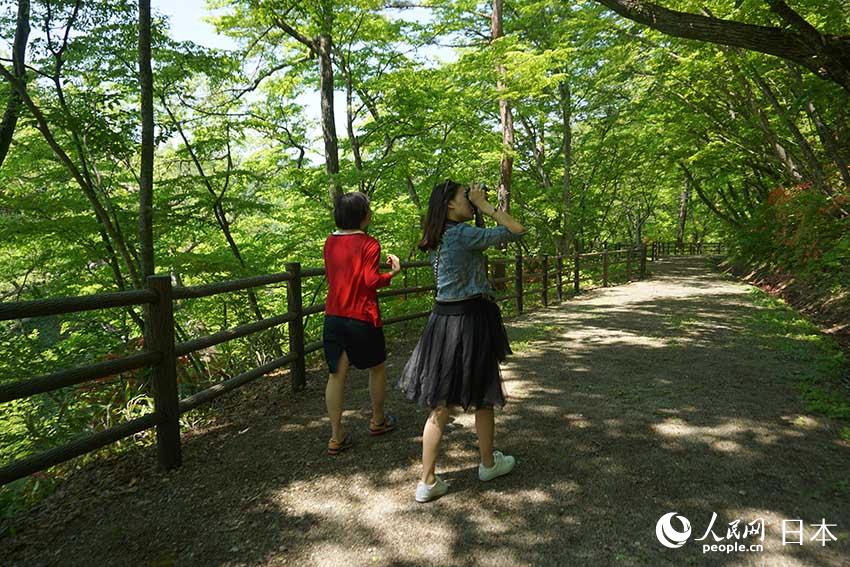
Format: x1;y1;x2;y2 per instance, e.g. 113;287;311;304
323;232;394;327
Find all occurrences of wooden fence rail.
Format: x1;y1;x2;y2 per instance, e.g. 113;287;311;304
0;240;725;485
651;241;724;260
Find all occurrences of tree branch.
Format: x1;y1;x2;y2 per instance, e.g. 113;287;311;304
273;17;317;54
591;0;850;92
0;0;30;169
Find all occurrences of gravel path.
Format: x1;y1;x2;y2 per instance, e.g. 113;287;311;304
3;257;849;567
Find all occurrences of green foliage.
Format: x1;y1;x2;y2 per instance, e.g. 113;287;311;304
747;289;850;420
731;186;850;289
1;0;848;523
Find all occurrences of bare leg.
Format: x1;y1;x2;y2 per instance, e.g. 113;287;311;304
367;362;387;425
326;351;350;442
475;407;495;467
421;406;451;485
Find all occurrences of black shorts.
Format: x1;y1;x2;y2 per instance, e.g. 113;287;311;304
323;315;387;373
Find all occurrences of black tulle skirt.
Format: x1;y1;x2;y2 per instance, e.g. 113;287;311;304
398;296;511;411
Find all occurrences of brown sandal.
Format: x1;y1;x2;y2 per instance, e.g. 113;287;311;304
327;432;353;455
368;414;397;436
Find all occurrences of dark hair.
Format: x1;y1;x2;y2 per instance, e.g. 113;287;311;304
333;192;370;229
418;179;463;251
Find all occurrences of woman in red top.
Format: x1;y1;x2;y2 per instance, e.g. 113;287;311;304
323;192;401;455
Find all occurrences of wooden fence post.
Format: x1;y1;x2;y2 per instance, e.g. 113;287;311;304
626;248;633;281
640;244;647;279
556;255;564;303
602;246;609;287
146;275;182;471
286;262;306;391
514;253;524;314
542;255;549;307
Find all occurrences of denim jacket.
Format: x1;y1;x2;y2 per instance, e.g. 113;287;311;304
431;221;525;302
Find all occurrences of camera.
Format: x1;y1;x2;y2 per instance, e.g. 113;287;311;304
464;183;489;201
465;183;489;227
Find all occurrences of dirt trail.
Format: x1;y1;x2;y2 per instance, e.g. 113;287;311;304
4;257;849;567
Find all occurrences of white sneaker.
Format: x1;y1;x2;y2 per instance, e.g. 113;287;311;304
478;450;516;482
415;476;448;503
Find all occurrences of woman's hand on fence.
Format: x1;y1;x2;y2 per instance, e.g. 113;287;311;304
387;254;401;276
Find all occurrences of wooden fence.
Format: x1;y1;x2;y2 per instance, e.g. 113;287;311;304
0;240;724;485
651;241;725;260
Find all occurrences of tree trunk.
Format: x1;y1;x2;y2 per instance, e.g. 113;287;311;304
805;98;850;190
492;0;513;213
162;100;283;357
741;55;830;196
338;52;420;201
340;55;363;193
680;162;741;228
138;0;155;280
0;0;30;170
518;113;551;192
559;78;573;254
270;9;339;200
789;66;850;190
406;176;422;214
318;7;341;202
676;183;690;247
725;53;805;185
0;64;142;287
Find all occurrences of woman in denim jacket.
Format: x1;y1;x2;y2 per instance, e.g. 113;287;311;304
398;179;526;502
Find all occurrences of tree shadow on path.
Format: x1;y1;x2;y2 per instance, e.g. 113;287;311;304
3;257;849;567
